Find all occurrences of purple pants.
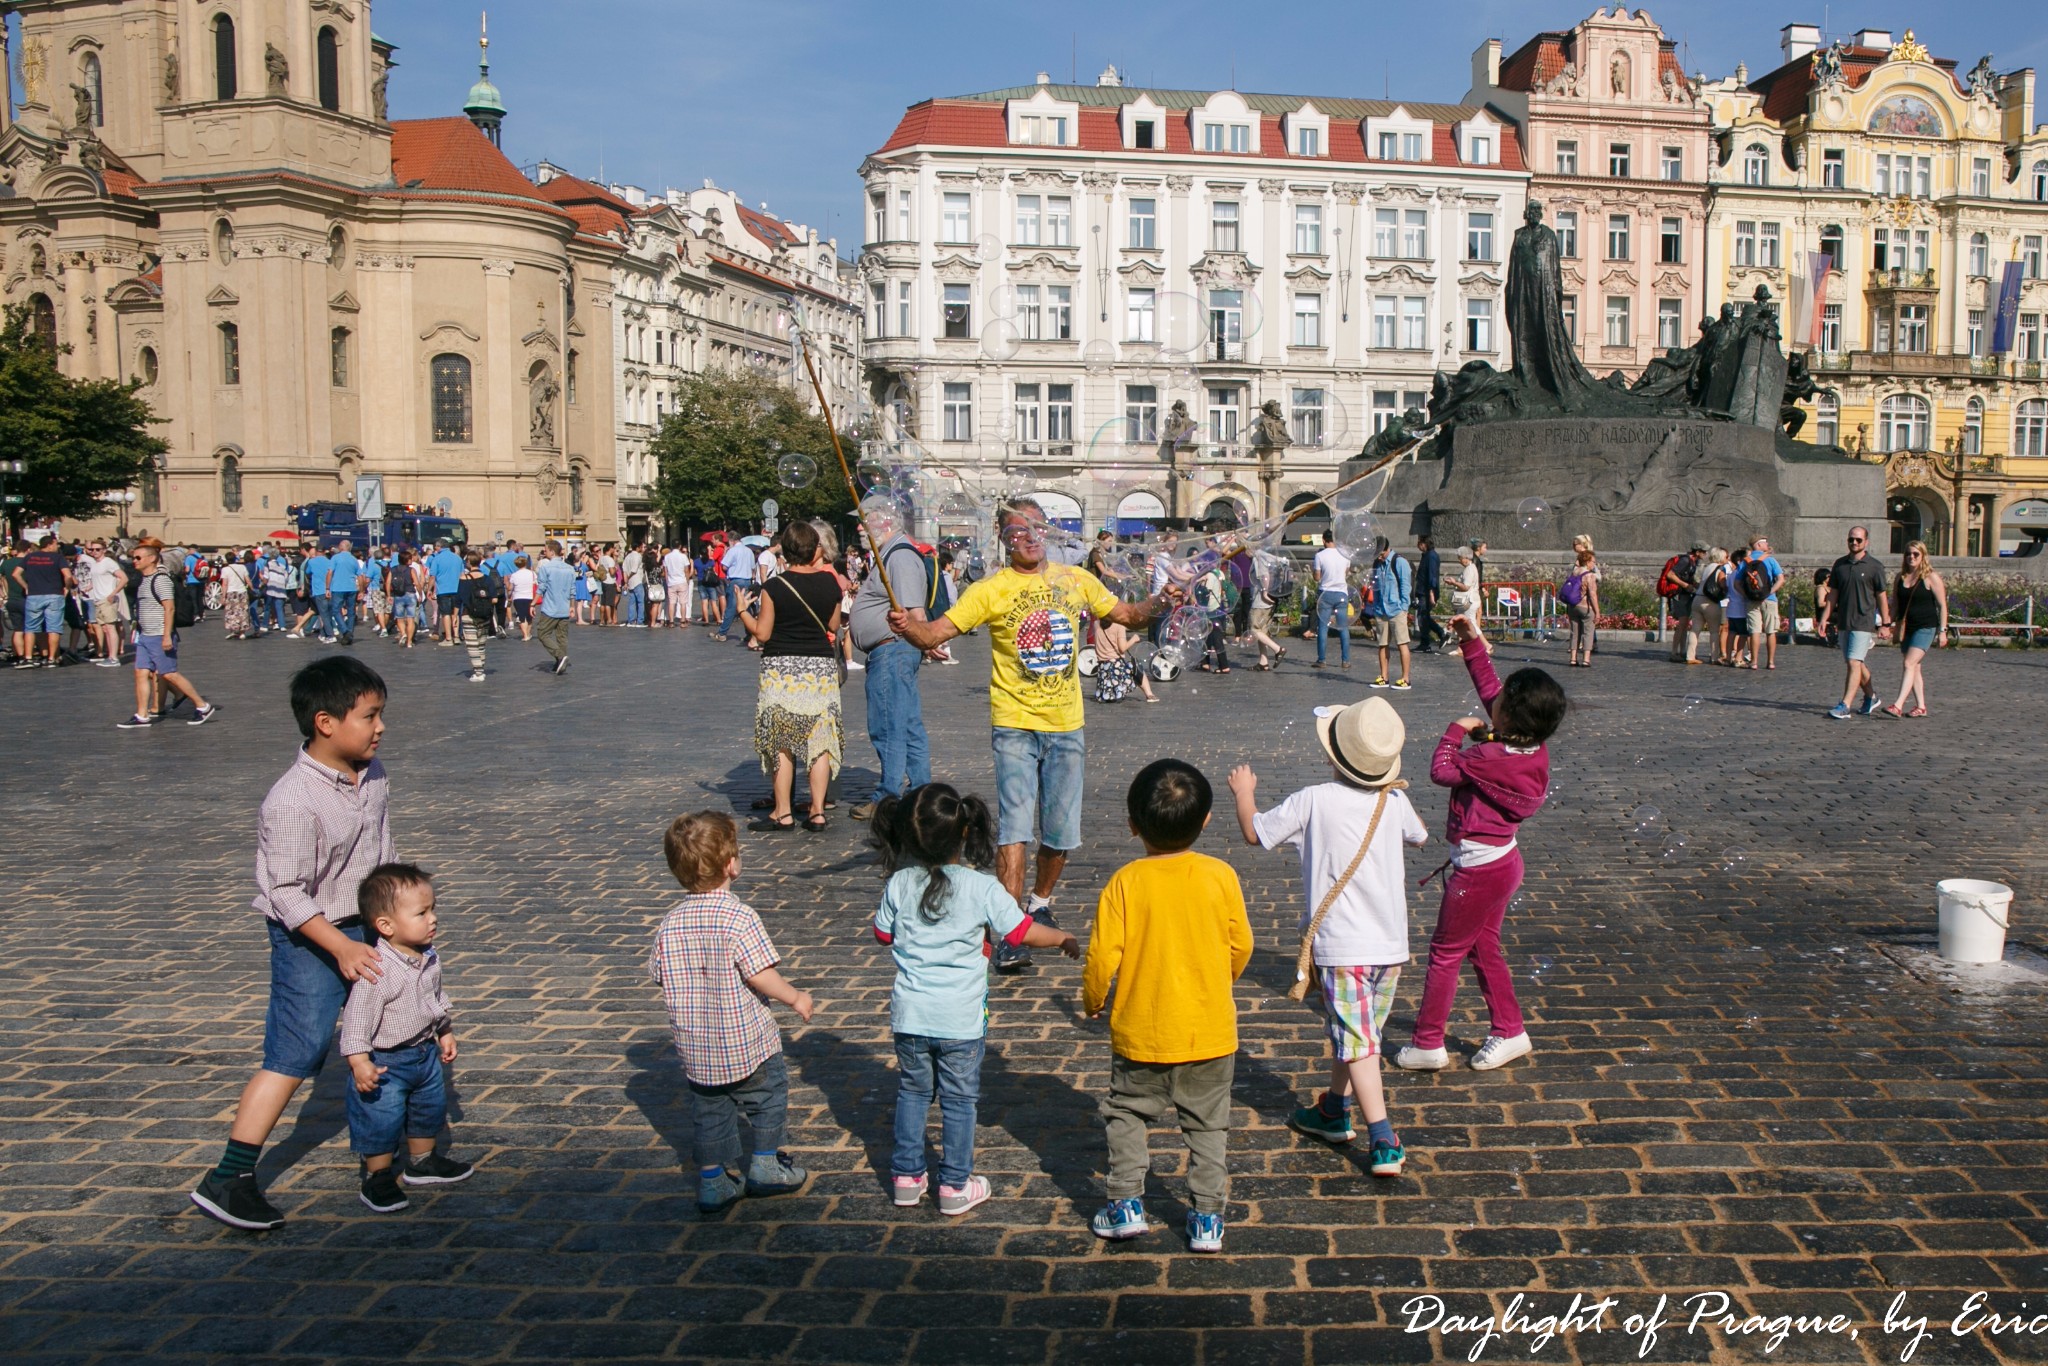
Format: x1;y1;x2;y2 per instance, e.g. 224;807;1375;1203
1410;848;1526;1049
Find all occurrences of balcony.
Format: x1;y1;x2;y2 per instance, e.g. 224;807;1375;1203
1867;267;1938;293
1819;350;1979;377
1194;339;1249;363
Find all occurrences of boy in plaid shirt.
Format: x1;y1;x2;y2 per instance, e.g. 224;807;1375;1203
652;811;815;1213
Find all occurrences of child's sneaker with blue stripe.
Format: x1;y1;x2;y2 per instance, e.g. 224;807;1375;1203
1090;1196;1149;1240
1186;1210;1225;1253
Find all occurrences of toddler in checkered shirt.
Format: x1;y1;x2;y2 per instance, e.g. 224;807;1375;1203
652;812;816;1214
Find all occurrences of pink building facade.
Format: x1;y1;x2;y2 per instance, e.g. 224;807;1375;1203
1472;7;1713;377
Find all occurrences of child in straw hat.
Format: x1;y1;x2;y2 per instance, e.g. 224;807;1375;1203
1228;696;1428;1177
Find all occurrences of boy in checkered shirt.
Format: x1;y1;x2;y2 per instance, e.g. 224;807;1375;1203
651;812;816;1213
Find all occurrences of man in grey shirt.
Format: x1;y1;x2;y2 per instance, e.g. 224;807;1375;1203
120;537;219;728
1820;524;1892;720
847;536;930;821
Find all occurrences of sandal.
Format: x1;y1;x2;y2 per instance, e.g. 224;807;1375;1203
1274;647;1287;661
1908;706;1927;718
803;813;829;832
748;815;795;833
1253;662;1274;671
1881;703;1903;718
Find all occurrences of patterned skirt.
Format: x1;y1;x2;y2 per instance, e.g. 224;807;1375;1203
366;584;389;619
223;591;251;636
754;656;843;776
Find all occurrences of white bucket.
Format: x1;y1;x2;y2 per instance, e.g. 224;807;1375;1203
1936;879;2013;963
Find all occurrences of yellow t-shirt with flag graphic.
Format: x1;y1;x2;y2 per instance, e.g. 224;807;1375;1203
944;563;1119;733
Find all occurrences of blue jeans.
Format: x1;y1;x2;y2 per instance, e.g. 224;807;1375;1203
264;595;289;631
311;594;332;636
893;1035;983;1189
330;592;358;637
345;1039;447;1156
1316;590;1352;664
991;726;1085;850
688;1052;788;1170
720;581;746;636
624;585;647;625
865;640;930;803
260;918;366;1078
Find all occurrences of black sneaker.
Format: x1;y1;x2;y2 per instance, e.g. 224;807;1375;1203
190;1170;285;1230
360;1166;409;1213
116;713;159;729
187;703;221;726
553;656;570;675
401;1151;474;1186
992;939;1032;973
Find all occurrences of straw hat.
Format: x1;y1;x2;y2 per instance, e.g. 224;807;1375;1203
1314;697;1406;788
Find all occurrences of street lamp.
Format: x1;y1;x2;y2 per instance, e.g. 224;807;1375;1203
0;458;24;538
107;489;137;538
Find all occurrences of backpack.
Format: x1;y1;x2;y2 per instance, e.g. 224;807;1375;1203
1558;571;1585;607
1739;560;1772;604
462;575;495;621
1703;564;1730;599
886;543;947;614
1656;554;1689;598
153;571;196;628
482;565;506;602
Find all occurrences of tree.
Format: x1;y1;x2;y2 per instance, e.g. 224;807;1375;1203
0;304;166;537
649;369;853;532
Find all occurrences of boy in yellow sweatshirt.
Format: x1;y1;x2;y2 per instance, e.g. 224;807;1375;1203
1082;758;1254;1253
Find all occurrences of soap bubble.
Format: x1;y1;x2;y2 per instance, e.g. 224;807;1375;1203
1148;648;1183;681
858;493;909;546
974;233;1002;263
1157;603;1215;668
1253;550;1295;604
1630;804;1661;836
1168;365;1201;390
1157;291;1208;356
982;318;1023;362
1082;339;1117;373
1660;831;1690;861
1331;508;1380;556
988;283;1023;320
1682;693;1704;713
754;396;778;419
1719;847;1751;872
775;452;817;490
1516;497;1553;533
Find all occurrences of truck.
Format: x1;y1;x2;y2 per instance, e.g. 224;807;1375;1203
288;501;469;552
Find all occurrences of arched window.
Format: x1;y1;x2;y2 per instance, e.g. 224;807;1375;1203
219;452;242;512
1815;393;1839;446
316;28;340;111
137;346;159;385
215;217;234;262
1878;394;1930;452
1964;396;1984;454
218;323;240;384
2035;160;2048;203
140;465;161;513
2018;399;2048;457
1743;143;1769;186
1970;232;1990;277
566;349;578;404
431;353;473;443
81;52;104;127
1818;224;1844;267
330;327;350;387
569;466;585;516
328;226;347;270
212;13;238;101
27;294;58;350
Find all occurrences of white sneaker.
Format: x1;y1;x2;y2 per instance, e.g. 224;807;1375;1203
1468;1032;1532;1071
468;670;486;683
1394;1044;1449;1071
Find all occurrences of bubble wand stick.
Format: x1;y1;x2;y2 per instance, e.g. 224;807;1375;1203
795;327;901;613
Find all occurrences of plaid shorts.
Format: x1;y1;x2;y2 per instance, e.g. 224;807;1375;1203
1319;964;1402;1062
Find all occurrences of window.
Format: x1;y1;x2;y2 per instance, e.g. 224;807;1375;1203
1878;394;1930;451
1970;233;1990;277
1964;397;1984;454
1815;393;1839;446
1134;119;1156;149
1898;304;1929;353
942;383;973;441
1401;296;1427;348
1743;144;1768;186
2026;235;2045;279
1606;214;1630;261
1735;220;1757;268
26;293;56;350
1657;298;1683;349
213;13;237;101
1405;132;1424;160
1872;227;1894;272
1562;294;1578;342
1012;383;1041;446
1870;307;1892;353
869;193;887;242
218;322;240;385
1047;196;1072;246
897;282;912;337
1604;295;1631;347
1661;146;1683;181
896;191;911;239
1608;143;1631;178
1294;204;1322;254
1909;228;1929;273
1966;157;1988;197
1968;309;1986;356
1376;130;1423;161
1371;296;1397;349
2023;314;2042;361
430;353;471;442
330;327;349;387
1128;197;1157;248
1465;297;1493;351
942;283;971;338
1292;388;1326;446
1125;384;1158;443
1015;285;1041;339
1874;154;1892;197
1127;287;1156;341
1659;217;1683;264
1207;289;1243;355
1914;156;1932;198
869;283;886;336
1206;387;1242;447
1376;131;1396;159
1556;211;1578;259
1372;390;1398;433
1401;209;1428;258
1202;123;1223;152
1292;293;1322;347
2034;161;2048;202
1466;212;1494;262
1046;285;1072;339
1298;126;1320;157
2018;400;2048;457
1047;384;1073;444
1373;208;1398;257
566;350;578;404
140;466;160;513
1822;148;1845;188
941;193;970;243
1760;222;1782;269
1015;194;1040;246
1819;224;1844;267
1203;123;1247;152
1211;201;1240;252
1468;134;1493;164
81;52;104;126
316;27;339;111
137;346;159;385
654;333;664;365
220;453;242;512
1555;140;1579;175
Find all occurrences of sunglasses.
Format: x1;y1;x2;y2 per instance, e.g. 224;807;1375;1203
1848;536;1866;544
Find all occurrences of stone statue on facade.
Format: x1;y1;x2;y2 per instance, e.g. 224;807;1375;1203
164;47;179;104
1504;201;1601;410
1812;42;1846;89
1779;351;1833;439
1545;62;1579;97
1967;56;1998;101
1158;399;1197;453
265;44;288;97
530;374;559;446
371;71;389;121
1249;399;1290;454
1609;53;1629;97
69;82;94;132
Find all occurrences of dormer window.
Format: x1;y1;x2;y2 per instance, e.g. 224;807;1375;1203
1374;130;1426;162
1135;120;1156;149
1298;127;1320;156
1016;115;1069;146
1468;134;1494;164
1203;123;1251;153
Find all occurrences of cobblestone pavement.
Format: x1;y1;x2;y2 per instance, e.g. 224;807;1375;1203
2;622;2046;1365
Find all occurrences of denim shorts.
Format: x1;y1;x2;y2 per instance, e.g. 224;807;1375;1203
1840;629;1874;662
345;1040;447;1155
1903;627;1936;652
25;594;64;634
261;918;365;1078
134;634;180;675
392;594;419;620
991;726;1085;851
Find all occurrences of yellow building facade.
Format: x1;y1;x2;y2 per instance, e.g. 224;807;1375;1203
1703;26;2048;555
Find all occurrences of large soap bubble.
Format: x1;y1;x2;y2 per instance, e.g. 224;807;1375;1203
858;492;910;546
1082;339;1116;373
988;282;1023;320
1630;804;1661;837
1330;507;1380;556
775;452;817;490
1517;497;1553;534
1156;291;1208;356
1155;603;1216;671
974;233;1002;263
1253;549;1296;604
981;318;1023;362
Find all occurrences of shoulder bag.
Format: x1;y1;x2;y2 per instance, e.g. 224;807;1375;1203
1286;782;1409;1001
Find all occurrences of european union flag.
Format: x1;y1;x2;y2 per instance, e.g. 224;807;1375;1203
1991;261;2026;354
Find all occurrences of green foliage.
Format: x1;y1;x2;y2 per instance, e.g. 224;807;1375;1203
0;305;166;533
648;370;853;531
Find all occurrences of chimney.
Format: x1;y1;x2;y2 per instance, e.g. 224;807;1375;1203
1036;71;1051;86
1780;23;1821;64
1097;63;1121;88
1852;28;1893;50
1472;37;1502;92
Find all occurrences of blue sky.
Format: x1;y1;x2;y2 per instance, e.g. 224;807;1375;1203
373;2;2043;253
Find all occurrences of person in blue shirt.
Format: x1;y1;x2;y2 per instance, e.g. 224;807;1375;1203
1746;534;1786;671
428;542;464;644
304;549;335;641
327;543;363;643
533;540;577;675
1366;537;1414;690
488;542;522;635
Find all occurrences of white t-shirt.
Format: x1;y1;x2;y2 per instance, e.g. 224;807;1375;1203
662;548;689;583
89;554;124;603
508;567;538;601
1313;546;1353;595
623;550;645;589
1253;782;1429;967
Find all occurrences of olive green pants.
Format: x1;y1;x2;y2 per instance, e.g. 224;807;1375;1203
1100;1052;1235;1214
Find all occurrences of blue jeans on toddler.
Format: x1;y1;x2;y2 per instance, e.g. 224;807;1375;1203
1316;590;1352;664
261;918;366;1078
688;1053;788;1171
893;1035;983;1189
346;1039;448;1156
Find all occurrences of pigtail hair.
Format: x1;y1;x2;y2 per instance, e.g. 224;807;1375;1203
958;795;997;872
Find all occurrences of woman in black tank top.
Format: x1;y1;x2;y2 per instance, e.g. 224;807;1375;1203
738;522;845;831
1882;540;1946;718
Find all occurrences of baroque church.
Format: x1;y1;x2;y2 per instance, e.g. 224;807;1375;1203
0;0;621;546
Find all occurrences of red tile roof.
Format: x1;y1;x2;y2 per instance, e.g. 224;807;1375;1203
1748;45;1963;124
384;116;588;233
736;203;801;250
534;171;635;240
99;167;144;201
1498;30;1686;95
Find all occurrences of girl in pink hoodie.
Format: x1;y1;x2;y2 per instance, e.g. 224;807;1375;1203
1397;616;1566;1072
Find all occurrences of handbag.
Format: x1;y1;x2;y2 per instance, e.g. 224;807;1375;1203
1285;782;1409;1002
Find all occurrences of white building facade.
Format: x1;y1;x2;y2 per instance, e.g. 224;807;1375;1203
860;70;1530;531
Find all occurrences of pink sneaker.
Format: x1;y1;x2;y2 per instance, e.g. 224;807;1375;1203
938;1176;991;1216
891;1173;927;1207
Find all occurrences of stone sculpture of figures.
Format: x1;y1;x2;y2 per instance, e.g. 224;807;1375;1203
530;374;559;446
1610;53;1628;97
1812;42;1845;89
1250;399;1291;453
1159;399;1197;451
265;43;288;96
1545;63;1580;96
70;82;94;131
1779;351;1833;439
1968;56;1998;101
372;71;389;121
164;47;179;104
1504;202;1600;410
